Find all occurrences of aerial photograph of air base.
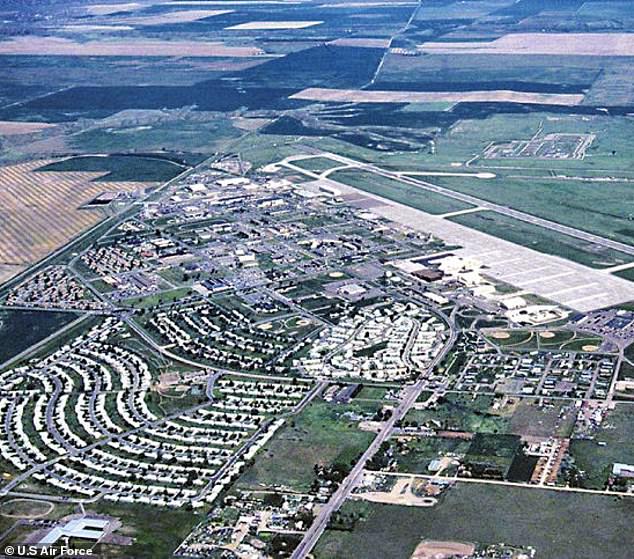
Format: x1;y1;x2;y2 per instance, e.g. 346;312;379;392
0;0;633;558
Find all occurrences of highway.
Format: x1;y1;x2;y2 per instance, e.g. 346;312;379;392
291;309;457;559
282;151;634;257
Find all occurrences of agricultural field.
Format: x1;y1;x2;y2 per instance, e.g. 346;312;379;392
290;88;584;106
0;159;156;285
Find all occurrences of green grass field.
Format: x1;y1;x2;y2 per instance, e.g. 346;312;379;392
449;211;632;269
329;169;474;215
434;173;634;247
292;156;344;174
404;393;510;434
92;502;200;559
237;400;377;492
569;403;634;489
314;483;634;559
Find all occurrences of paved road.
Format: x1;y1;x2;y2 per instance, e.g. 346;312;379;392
283;151;634;257
291;312;457;559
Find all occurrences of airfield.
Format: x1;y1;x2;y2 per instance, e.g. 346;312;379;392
279;153;634;313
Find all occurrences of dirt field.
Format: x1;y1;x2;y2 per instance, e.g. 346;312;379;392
232;117;272;131
0;160;150;283
0;36;265;58
62;25;134;32
122;9;232;26
355;476;438;507
329;38;391;48
0;264;25;285
86;2;141;15
322;2;418;6
419;33;634;57
410;540;475;559
289;87;584;106
0;121;56;136
226;21;323;30
490;331;511;339
0;498;55;519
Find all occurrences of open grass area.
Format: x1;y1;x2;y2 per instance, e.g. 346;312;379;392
291;157;343;174
0;499;76;539
569;403;634;489
314;483;634;559
404;394;510;434
237;399;378;492
329;169;474;215
0;309;79;364
434;173;634;247
449;211;632;269
92;501;200;559
615;267;634;282
508;398;576;439
122;287;194;310
38;154;186;183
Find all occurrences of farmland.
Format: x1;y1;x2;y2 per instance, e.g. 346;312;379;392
419;33;634;57
0;158;161;285
290;88;585;106
0;37;265;58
